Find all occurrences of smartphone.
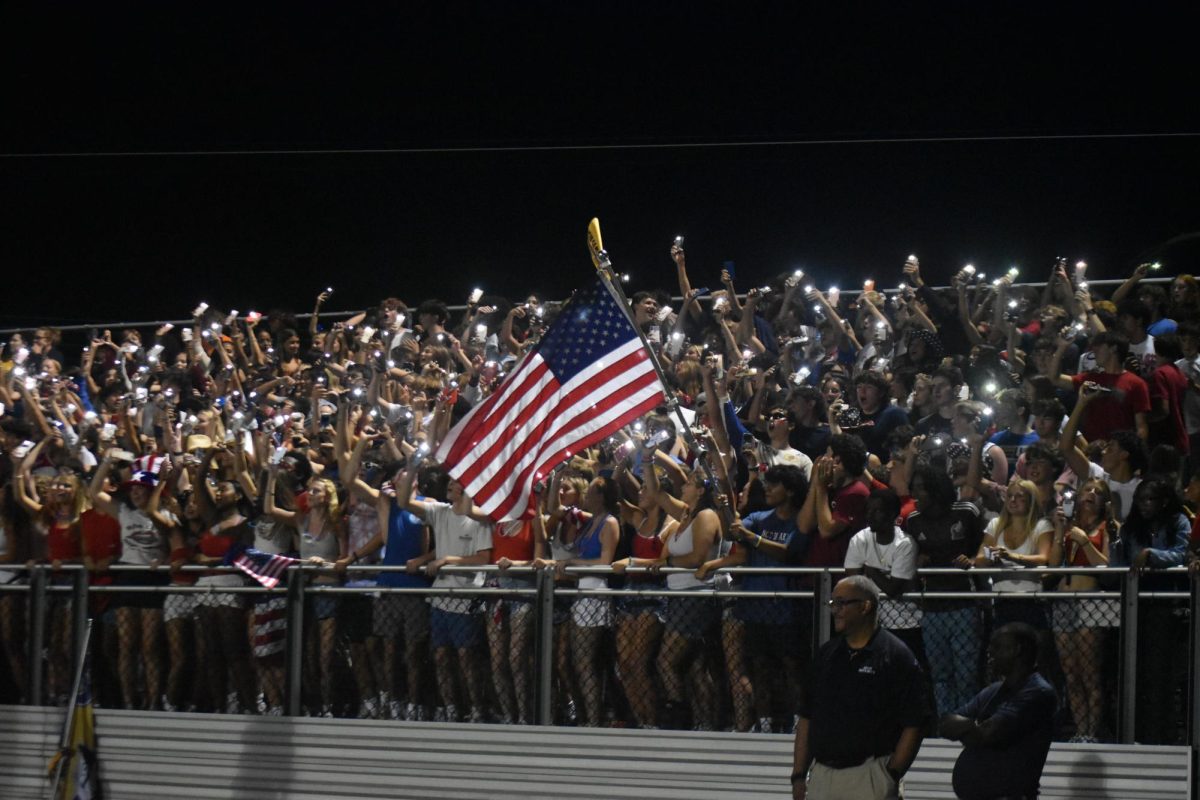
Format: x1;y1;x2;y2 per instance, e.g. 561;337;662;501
12;440;34;459
468;288;483;305
1061;491;1076;518
723;260;736;279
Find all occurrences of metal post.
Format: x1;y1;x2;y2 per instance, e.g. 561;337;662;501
815;570;833;648
1118;568;1140;743
1189;573;1200;752
27;566;47;706
284;567;306;717
71;568;89;684
49;620;94;800
535;568;555;725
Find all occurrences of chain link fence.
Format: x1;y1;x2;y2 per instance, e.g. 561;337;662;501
3;564;1196;746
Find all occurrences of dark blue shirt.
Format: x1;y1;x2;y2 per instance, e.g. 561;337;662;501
736;509;801;623
377;501;431;588
952;672;1057;800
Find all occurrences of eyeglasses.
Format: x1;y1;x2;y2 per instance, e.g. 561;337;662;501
826;598;866;610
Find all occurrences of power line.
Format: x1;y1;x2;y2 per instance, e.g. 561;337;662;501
2;131;1198;160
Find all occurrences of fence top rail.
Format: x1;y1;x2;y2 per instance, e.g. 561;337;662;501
0;277;1169;335
73;584;1148;600
17;562;1191;577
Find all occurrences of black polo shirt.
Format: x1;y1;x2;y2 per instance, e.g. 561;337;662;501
799;626;928;768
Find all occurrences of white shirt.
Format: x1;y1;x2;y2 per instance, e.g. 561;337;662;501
764;445;814;481
986;517;1053;593
424;502;492;613
1086;461;1141;523
844;527;921;629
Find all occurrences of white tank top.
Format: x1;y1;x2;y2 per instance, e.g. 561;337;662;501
666;516;718;591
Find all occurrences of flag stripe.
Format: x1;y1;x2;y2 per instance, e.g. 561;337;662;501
457;343;651;491
466;366;660;504
487;389;666;520
438;353;554;463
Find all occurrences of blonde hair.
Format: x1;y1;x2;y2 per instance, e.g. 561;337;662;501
995;478;1043;547
309;477;340;523
560;476;589;505
47;472;90;526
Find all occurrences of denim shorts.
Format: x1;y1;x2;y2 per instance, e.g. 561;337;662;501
430;607;483;649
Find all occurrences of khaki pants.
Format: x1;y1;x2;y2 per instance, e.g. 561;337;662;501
808;755;901;800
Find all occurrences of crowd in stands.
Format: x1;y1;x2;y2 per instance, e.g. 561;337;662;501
1;248;1199;744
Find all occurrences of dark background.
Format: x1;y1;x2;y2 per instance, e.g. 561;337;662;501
2;3;1197;327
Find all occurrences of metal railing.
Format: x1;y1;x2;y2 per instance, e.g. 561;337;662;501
0;562;1194;746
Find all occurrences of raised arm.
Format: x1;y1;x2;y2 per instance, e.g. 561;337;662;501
1059;386;1096;481
89;451;121;517
263;465;298;525
1110;262;1151;306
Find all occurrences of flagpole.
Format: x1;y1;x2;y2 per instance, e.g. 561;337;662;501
586;219;735;529
50;618;93;800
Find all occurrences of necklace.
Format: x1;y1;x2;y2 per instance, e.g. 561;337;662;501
870;530;894;575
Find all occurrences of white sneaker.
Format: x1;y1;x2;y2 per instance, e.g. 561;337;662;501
360;697;379;719
757;717;772;734
468;707;485;724
226;691;239;714
161;695;178;713
434;706;447;722
413;705;427;722
321;705;333;718
390;700;403;720
445;704;459;723
256;693;268;714
267;705;282;716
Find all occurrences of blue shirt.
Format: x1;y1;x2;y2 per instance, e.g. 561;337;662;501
377;501;430;588
952;672;1057;799
736;509;801;623
1110;512;1190;570
988;429;1039;479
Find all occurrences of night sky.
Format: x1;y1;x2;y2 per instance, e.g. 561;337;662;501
3;4;1197;328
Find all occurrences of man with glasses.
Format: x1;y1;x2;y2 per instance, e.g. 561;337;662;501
791;575;927;800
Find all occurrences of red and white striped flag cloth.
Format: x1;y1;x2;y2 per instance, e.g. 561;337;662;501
436;278;666;521
229;547;299;589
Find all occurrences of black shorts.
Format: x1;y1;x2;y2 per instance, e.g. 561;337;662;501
112;568;169;610
339;594;374;643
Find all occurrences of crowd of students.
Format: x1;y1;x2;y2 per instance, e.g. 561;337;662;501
1;249;1198;742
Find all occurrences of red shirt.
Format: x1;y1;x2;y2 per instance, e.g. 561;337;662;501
804;479;869;568
1149;363;1189;453
1071;370;1150;442
47;521;81;562
491;520;535;563
81;509;121;571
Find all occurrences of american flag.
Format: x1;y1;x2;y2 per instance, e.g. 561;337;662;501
227;546;298;588
437;278;666;521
